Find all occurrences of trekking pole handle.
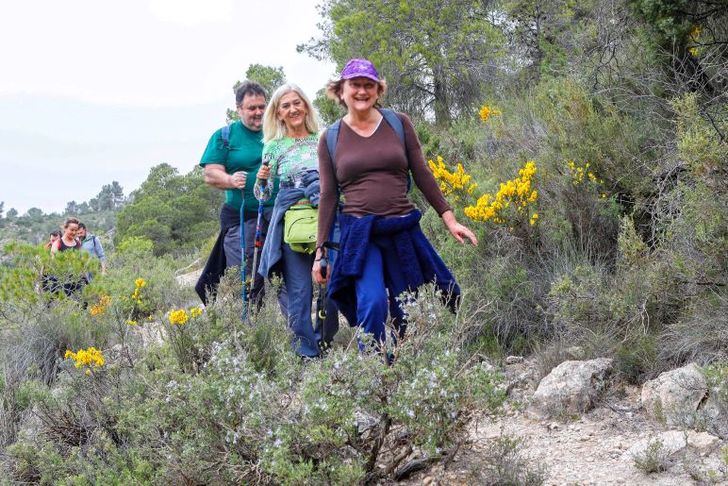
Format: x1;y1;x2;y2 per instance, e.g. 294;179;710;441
254;158;272;201
320;256;328;279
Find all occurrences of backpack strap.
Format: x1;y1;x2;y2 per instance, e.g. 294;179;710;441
220;124;231;150
379;108;406;148
325;120;341;164
379;108;412;192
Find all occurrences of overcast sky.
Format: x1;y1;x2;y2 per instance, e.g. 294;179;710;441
0;0;335;214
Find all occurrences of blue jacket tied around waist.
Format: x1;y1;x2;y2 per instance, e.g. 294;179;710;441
328;209;460;326
257;170;320;279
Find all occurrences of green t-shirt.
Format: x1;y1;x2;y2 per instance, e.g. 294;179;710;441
199;120;277;211
262;133;320;183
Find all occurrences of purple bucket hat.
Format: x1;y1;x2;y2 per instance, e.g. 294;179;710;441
340;58;380;82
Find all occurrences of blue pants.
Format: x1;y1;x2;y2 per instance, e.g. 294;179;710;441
223;209;273;305
281;244;320;357
355;240;407;347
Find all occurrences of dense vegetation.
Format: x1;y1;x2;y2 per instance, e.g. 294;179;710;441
1;0;726;483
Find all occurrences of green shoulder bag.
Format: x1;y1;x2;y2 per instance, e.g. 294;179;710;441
283;203;318;254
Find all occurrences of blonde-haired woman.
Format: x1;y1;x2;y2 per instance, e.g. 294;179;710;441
256;83;324;358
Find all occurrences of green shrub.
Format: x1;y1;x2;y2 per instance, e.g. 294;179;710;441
633;438;672;474
473;434;547;485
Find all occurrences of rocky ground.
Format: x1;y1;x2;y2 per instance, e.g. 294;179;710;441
410;358;727;485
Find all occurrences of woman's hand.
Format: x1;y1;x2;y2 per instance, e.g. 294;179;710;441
312;250;328;284
442;210;478;246
257;165;270;181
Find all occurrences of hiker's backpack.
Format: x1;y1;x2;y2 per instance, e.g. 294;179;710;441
324;108;412;191
221;124;232;149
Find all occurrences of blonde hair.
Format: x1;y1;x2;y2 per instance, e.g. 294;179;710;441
325;78;388;108
263;83;320;142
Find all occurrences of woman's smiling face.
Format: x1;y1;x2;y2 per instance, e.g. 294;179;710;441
277;91;308;132
341;77;379;113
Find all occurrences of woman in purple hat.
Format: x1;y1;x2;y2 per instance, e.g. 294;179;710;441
313;58;477;354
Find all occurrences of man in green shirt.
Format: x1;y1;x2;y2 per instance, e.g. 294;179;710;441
198;81;276;305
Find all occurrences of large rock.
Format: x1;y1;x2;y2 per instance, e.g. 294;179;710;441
702;387;728;439
623;430;688;462
531;358;613;416
641;363;707;427
623;430;721;462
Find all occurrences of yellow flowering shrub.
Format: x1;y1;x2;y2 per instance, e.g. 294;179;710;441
168;306;203;326
428;156;478;202
566;160;602;185
131;278;146;302
168;309;189;326
479;104;502;122
566;160;607;198
465;161;539;226
64;346;105;369
689;25;701;57
89;294;111;317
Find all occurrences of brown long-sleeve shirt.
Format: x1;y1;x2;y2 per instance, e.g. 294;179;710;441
316;112;451;246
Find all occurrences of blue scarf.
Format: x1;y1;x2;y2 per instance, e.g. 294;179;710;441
328;209;460;325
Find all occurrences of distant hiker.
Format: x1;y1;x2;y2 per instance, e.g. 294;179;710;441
46;217;88;296
51;217;81;254
77;223;107;274
313;58;477;353
196;81;277;305
45;230;62;251
256;84;328;358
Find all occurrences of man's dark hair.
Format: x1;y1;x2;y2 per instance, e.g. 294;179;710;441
235;81;266;106
78;222;87;230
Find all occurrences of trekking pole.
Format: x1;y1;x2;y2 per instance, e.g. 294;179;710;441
245;160;271;322
241;197;249;321
314;256;328;349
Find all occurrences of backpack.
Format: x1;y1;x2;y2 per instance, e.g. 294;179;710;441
91;235;102;257
324;108;411;191
221;124;232;149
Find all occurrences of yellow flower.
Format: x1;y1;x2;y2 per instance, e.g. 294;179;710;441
427;156;477;201
169;309;189;325
89;294;111;316
690;25;701;41
190;307;203;318
135;278;146;288
567;160;603;187
465;161;538;226
126;319;138;326
478;104;502;122
65;346;105;369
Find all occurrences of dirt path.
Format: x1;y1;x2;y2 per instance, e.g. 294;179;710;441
411;362;727;485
